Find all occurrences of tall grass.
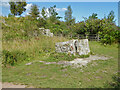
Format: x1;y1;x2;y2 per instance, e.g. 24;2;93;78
3;36;67;52
2;36;68;65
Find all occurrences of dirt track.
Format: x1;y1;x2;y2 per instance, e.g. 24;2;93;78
1;82;34;88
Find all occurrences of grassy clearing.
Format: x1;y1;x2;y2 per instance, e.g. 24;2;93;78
2;41;118;88
89;41;118;59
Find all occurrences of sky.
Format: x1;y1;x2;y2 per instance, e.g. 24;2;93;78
0;1;119;25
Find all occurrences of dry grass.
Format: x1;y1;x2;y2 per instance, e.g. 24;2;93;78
2;36;68;61
3;36;67;51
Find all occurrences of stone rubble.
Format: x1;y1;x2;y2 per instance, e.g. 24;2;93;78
39;28;53;37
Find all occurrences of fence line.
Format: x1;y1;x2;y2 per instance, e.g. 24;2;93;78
66;34;100;41
79;34;100;41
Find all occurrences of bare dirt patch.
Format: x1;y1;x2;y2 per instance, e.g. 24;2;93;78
1;82;34;88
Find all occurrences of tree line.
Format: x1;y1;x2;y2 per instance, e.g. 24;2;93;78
8;0;120;45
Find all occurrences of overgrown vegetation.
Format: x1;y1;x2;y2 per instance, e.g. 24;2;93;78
2;33;68;66
1;1;119;88
2;50;29;66
3;2;120;44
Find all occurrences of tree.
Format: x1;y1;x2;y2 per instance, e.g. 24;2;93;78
48;5;62;23
107;10;115;23
9;0;27;16
98;18;119;45
89;13;98;19
41;7;47;19
29;4;40;19
82;13;101;35
64;5;74;25
37;17;47;28
74;21;86;35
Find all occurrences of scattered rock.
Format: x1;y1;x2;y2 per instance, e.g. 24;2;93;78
39;28;53;37
25;55;111;68
61;69;67;72
95;76;103;79
39;61;44;63
40;75;47;78
25;62;32;65
26;73;32;76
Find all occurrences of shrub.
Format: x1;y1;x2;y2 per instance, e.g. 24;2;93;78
110;73;120;88
2;50;30;66
2;17;41;41
98;19;119;45
37;18;47;28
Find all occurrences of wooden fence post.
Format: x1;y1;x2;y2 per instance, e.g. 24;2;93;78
77;35;79;39
86;34;87;39
97;34;100;41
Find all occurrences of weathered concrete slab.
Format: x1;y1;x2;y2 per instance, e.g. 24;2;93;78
55;39;90;55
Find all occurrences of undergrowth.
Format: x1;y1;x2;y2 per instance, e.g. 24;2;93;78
2;50;31;66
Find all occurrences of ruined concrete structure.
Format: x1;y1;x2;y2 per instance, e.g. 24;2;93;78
39;28;53;37
55;39;90;55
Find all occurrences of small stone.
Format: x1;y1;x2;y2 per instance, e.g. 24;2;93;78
39;61;44;63
41;28;53;37
25;62;32;65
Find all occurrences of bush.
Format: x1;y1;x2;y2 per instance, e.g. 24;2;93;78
110;73;120;88
99;19;119;45
37;18;47;28
2;50;30;66
99;29;119;45
2;17;41;41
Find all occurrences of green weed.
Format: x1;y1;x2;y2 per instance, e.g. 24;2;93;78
2;50;30;66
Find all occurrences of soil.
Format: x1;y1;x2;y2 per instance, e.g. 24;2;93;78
1;82;34;88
